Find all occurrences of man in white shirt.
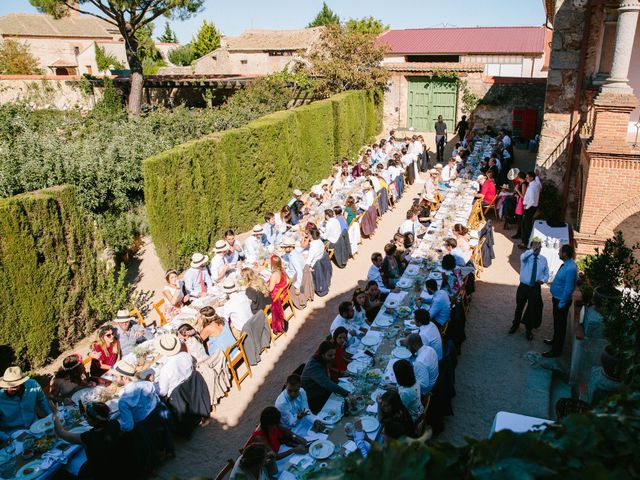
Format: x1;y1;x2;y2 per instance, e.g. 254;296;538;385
154;334;194;398
275;375;314;429
262;212;282;247
440;158;457;183
444;238;466;267
183;253;213;297
520;171;542;248
357;184;375;212
509;239;549;340
321;209;342;245
243;225;265;264
400;147;413;168
367;252;390;295
219;278;253;336
501;130;512;148
406;334;439;396
282;237;305;290
387;160;403;181
209;240;229;284
376;164;392;185
398;209;425;238
371;144;384;165
330;301;357;336
411;309;443;360
113;360;159;432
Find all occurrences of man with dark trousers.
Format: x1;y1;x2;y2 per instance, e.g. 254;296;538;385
509;239;549;340
543;244;578;358
519;171;541;249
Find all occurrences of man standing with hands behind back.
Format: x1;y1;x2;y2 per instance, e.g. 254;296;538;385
509;238;549;341
434;115;447;163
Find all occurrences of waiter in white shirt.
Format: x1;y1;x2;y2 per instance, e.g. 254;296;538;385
520;171;541;249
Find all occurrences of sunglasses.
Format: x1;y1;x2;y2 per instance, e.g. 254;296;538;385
104;333;114;338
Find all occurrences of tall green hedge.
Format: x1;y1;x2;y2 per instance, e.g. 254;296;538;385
0;186;102;368
144;89;383;269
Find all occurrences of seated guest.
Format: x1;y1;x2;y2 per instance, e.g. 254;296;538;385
392;360;423;422
443;238;466;267
219;278;253;338
240;268;272;315
249;407;307;461
382;243;402;288
51;400;126;480
154;333;193;398
333;206;348;231
330;327;351;381
163;269;190;320
403;232;415;251
275;375;314;429
424;279;451;328
244;225;266;264
305;227;325;268
177;323;208;363
413;309;443;360
288;189;303;207
49;354;90;401
90;325;119;378
440;158;457;183
112;360;159;433
352;287;367;325
290;199;306;225
183;252;213;297
376;390;416;437
453;224;472;263
301;341;351;413
224;229;244;265
441;254;464;297
321;209;342;246
417;198;434;225
367;252;391;295
393;233;410;270
357;184;375;212
406;334;439;396
198;307;236;356
230;443;271;480
210;240;230;284
330;301;357;336
0;366;51;440
475;171;497;206
344;196;358;226
364;280;384;323
281;237;305;293
276;206;293;232
268;255;289;335
112;309;147;356
263;212;282;247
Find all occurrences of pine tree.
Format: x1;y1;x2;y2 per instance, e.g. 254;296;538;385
158;21;178;43
346;17;388;36
191;20;221;59
307;2;340;28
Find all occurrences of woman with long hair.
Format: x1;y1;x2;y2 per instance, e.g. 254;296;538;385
248;407;306;461
330;326;351;381
512;171;527;239
241;267;272;314
162;269;188;320
301;341;350;413
90;326;119;377
392;359;423;422
198;306;235;356
344;196;358;227
352;287;367;325
268;255;289;334
377;390;416;437
50;354;90;401
177;323;208;362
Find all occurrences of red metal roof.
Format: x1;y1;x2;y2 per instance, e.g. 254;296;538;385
377;26;546;55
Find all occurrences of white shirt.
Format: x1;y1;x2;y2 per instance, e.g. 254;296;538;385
503;135;512;148
183;267;213;296
418;323;443;360
322;217;342;244
523;177;541;209
519;250;549;286
357;190;375;211
275;388;313;428
209;254;226;284
388;165;403;180
306;239;325;267
367;264;390;294
399;219;419;236
441;164;456;182
378;169;392;184
118;380;158;432
413;140;423;155
370;176;382;192
401;153;414;167
243;235;262;264
283;249;305;289
219;291;253;330
156;352;193;397
330;314;353;335
412;345;439;395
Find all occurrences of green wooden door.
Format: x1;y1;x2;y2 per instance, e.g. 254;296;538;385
407;78;457;132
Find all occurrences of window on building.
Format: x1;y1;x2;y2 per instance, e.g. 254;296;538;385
268;50;293;56
406;54;460;62
240;59;248;65
597;15;617;76
86;65;93;75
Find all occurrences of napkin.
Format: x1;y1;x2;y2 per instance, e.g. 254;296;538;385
366;403;378;414
338;378;355;393
304;431;329;442
342;440;357;453
384;291;407;307
41;450;68;469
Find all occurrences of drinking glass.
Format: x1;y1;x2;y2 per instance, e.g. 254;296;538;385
344;422;355;438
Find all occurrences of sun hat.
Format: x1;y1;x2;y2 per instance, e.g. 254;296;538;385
114;360;137;379
0;366;29;388
214;239;228;254
477;174;486;182
424;193;436;203
429;168;438;175
252;225;264;235
113;309;133;323
435;163;443;169
501;184;509;189
222;277;237;295
507;168;520;181
293;189;303;197
281;237;296;248
190;252;209;269
154;333;182;357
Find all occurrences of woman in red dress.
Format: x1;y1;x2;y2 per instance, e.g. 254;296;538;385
248;407;306;461
89;325;119;377
268;255;289;334
330;326;351;381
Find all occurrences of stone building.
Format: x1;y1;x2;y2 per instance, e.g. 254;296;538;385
535;0;640;253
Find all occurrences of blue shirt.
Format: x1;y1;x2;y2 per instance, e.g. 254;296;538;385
367;264;390;295
519;250;549;286
428;289;451;327
262;222;281;246
0;379;51;440
337;217;348;232
117;380;159;432
283;250;305;290
550;258;578;308
206;323;237;356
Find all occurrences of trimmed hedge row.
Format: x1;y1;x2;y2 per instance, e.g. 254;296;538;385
144;89;383;269
0;186;103;368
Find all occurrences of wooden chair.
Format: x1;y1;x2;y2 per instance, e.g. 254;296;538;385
433;191;444;208
214;459;235;480
277;278;297;320
472;237;487;279
152;298;168;326
374;192;382;217
224;332;252;391
130;307;145;326
482;194;499;220
263;304;285;343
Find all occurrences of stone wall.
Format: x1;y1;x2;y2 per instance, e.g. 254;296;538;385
0;76;103;110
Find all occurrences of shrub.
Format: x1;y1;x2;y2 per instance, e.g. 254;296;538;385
144;89;383;269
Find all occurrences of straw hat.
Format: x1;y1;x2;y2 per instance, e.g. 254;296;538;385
281;237;296;248
190;252;209;269
113;360;137;379
507;168;520;181
112;309;133;323
424;193;436;203
223;277;237;295
435;163;443;170
0;366;29;388
154;333;182;357
293;189;303;197
477;175;487;182
252;225;264;235
429;168;438;175
214;239;228;254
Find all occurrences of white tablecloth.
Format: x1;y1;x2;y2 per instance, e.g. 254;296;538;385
489;411;552;437
529;220;570;281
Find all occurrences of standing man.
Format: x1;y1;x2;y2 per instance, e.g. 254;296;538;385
434;115;447;163
519;171;541;249
454;115;469;142
509;239;549;340
543;245;578;358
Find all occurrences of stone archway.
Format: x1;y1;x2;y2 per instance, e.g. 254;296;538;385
594;195;640;238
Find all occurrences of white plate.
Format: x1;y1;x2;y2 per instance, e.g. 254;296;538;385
392;347;412;359
360;416;380;433
29;415;54;435
370;389;385;403
396;280;412;289
373;317;392;328
309;439;335;459
395;338;406;347
15;460;44;480
361;334;379;347
347;361;367;375
69;424;91;434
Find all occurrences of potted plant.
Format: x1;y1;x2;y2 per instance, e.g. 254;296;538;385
601;290;640;383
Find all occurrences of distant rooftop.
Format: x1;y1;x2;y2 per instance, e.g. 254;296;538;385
222;27;323;51
0;13;118;39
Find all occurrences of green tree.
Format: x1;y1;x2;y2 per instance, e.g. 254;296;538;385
158;21;178;43
346;16;388;36
94;43;124;72
303;24;389;98
168;44;195;66
0;39;42;75
307;2;340;27
191;19;221;59
30;0;203;115
135;23;166;74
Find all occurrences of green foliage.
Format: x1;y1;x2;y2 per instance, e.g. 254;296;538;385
311;391;640;480
303;24;389;98
168;44;196;66
0;39;42;75
158;21;178;43
191;20;221;59
87;263;131;325
0;186;114;368
345;17;389;36
581;231;639;292
92;78;125;118
144;89;382;269
603;290;640;386
94;43;124;72
307;2;340;27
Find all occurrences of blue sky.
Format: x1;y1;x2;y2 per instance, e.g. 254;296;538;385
1;0;545;43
